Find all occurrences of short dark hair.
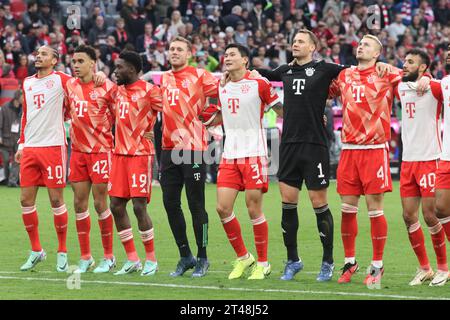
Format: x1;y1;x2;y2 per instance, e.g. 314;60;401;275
225;43;250;59
74;45;97;61
119;50;142;73
295;29;319;50
406;49;431;69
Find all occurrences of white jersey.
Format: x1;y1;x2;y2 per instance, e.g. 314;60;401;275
398;80;442;161
219;72;281;159
442;76;450;160
19;71;71;149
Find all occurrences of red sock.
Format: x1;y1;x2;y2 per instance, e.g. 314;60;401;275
98;209;114;259
429;223;448;272
252;215;268;263
22;206;42;252
139;228;156;262
221;213;247;258
407;222;430;270
440;217;450;242
118;228;139;261
75;211;91;259
369;210;388;261
341;204;358;259
53;205;68;253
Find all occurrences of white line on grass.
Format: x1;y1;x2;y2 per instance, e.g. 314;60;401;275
0;275;448;300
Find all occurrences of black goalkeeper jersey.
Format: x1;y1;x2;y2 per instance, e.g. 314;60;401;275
258;60;346;147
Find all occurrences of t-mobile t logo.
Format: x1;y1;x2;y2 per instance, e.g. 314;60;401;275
228;98;239;114
75;101;88;117
119;102;129;119
292;79;306;95
33;94;45;109
352;85;365;103
168;88;180;106
405;102;416;119
194;173;201;181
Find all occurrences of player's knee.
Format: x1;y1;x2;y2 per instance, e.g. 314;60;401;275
402;211;416;226
132;202;147;216
49;198;64;208
423;210;439;226
93;199;107;213
109;200;124;215
435;201;447;219
20;198;34;208
216;203;232;218
74;197;88;213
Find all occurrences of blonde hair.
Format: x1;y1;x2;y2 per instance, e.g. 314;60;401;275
169;36;192;52
362;35;383;53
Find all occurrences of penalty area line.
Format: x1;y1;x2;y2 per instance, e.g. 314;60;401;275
0;275;448;300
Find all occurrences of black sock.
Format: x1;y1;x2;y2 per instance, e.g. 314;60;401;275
314;204;334;264
282;202;299;262
162;183;192;258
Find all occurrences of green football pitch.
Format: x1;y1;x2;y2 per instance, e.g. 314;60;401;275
0;182;449;300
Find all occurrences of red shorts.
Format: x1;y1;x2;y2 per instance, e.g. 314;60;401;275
217;156;269;193
337;148;391;196
436;160;450;189
400;160;438;197
69;150;111;184
20;146;67;188
108;154;153;202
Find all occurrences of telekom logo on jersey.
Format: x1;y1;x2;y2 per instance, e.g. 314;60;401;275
118;102;130;119
33;94;45;109
75;101;88;117
168;88;180;106
228;98;239;114
405;102;416;118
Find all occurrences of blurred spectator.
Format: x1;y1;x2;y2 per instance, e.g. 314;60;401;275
88;15;109;46
222;5;244;29
0;90;21;187
387;14;407;43
249;0;266;32
433;0;450;25
189;50;219;72
66;30;84;55
112;18;131;50
14;54;33;84
136;22;157;53
190;3;204;30
168;10;184;40
234;21;250;46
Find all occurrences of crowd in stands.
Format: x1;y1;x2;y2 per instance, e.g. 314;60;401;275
0;0;446;83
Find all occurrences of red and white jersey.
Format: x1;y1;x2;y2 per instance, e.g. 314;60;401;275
441;76;450;161
65;78;116;153
19;71;71;148
160;66;218;151
397;80;442;161
331;65;402;148
219;72;281;159
111;80;162;156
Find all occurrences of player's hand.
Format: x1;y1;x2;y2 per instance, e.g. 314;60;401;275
248;69;261;79
93;71;107;87
375;62;392;78
220;71;230;87
323;115;328;126
15;149;22;163
0;137;3;145
416;76;430;96
143;131;154;142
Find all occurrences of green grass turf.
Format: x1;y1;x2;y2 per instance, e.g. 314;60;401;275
0;181;449;300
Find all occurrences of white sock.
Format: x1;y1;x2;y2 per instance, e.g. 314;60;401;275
345;257;356;265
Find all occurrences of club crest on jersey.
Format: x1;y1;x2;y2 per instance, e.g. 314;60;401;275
367;74;377;84
181;79;190;88
305;67;315;77
45;80;55;89
240;84;250;94
131;94;138;102
90;91;98;100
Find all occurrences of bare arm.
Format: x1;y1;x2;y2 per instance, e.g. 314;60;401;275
271;102;283;118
